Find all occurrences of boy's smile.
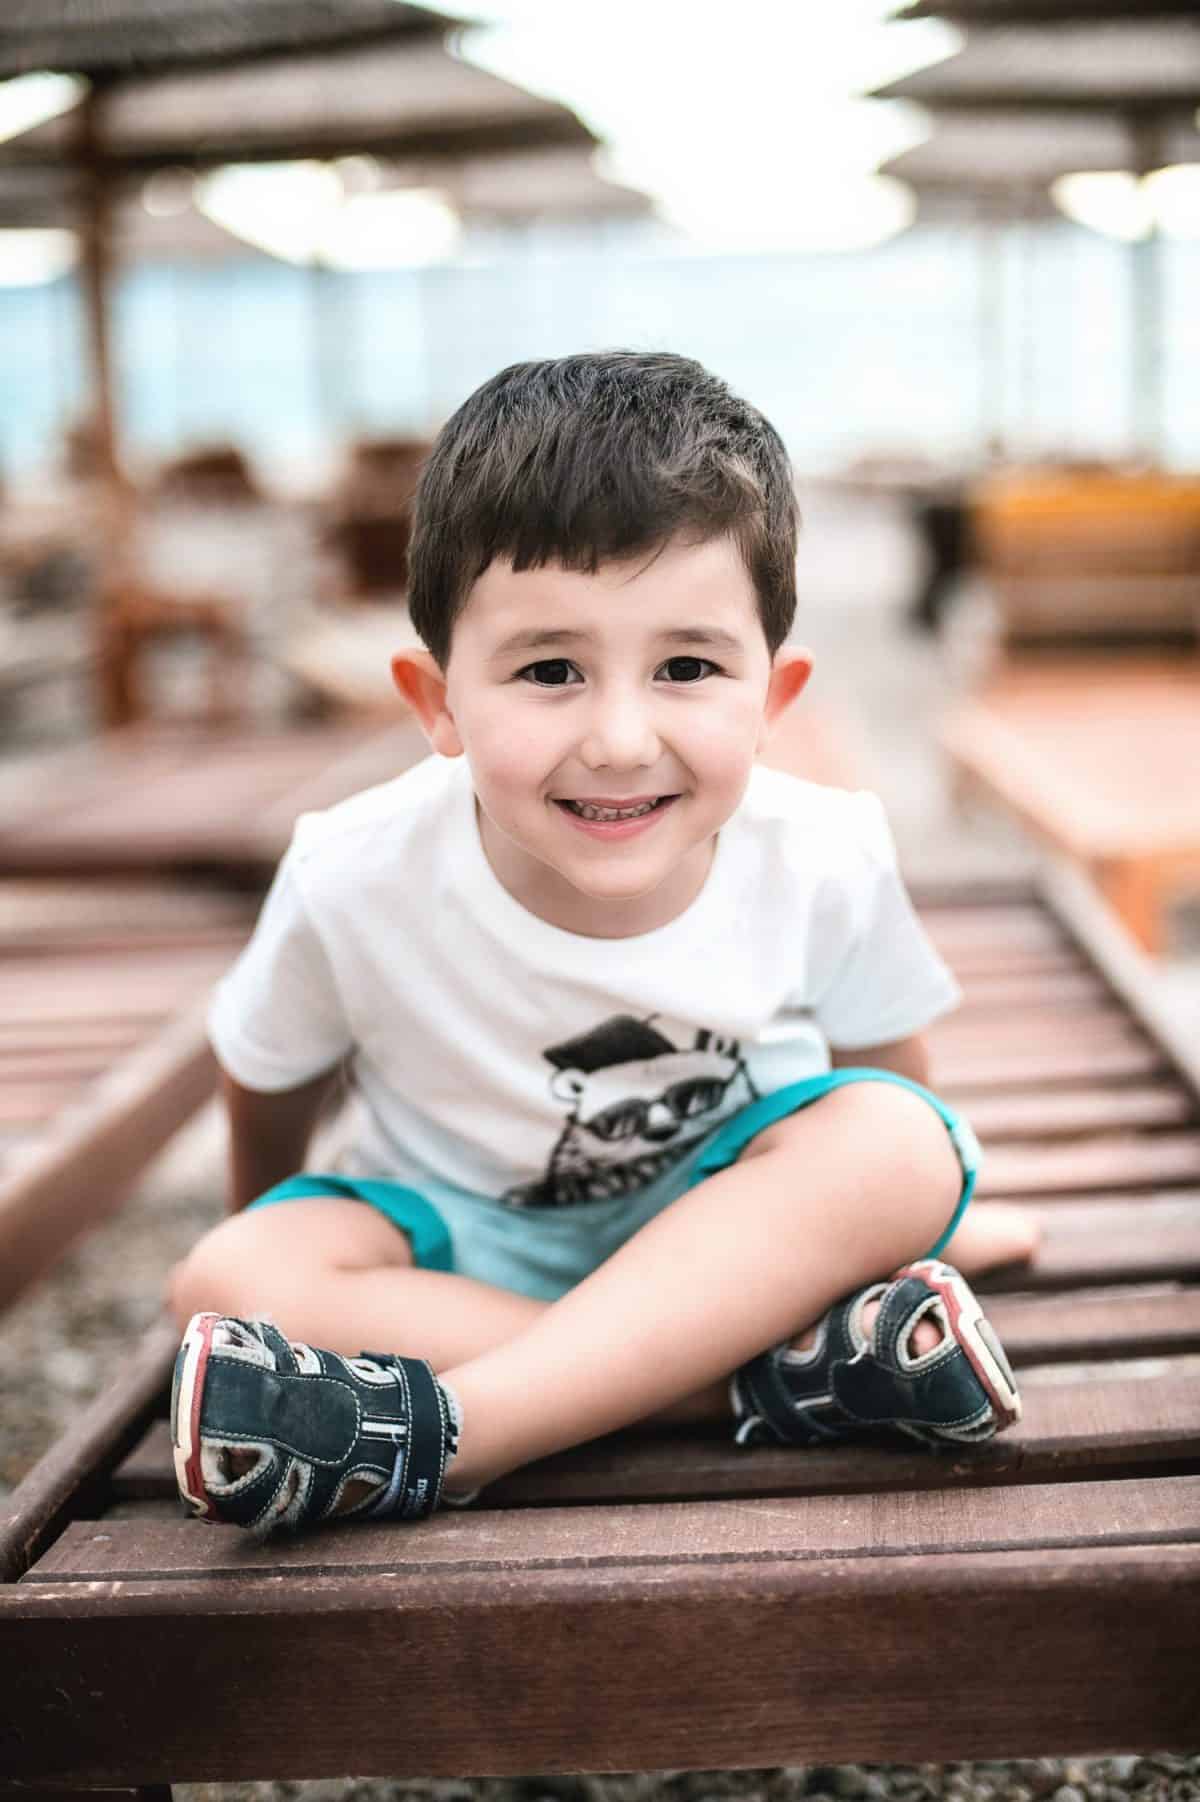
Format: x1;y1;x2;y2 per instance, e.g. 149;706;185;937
393;535;811;938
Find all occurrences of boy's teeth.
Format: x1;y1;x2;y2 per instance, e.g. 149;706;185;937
567;799;658;821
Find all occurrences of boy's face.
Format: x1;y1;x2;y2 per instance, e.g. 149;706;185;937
393;535;811;937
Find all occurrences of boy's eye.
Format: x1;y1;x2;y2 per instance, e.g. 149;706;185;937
661;656;716;683
519;659;579;686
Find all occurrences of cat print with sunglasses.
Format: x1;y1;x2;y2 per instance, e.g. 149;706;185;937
502;1013;759;1208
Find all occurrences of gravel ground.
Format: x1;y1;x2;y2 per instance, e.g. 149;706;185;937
3;488;1197;1794
170;1760;1200;1802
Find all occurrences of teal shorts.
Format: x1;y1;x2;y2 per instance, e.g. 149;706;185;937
249;1067;980;1303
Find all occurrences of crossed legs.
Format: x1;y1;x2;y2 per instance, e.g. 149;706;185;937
168;1082;1039;1491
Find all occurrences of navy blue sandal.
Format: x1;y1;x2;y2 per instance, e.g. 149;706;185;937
731;1258;1021;1449
172;1312;458;1534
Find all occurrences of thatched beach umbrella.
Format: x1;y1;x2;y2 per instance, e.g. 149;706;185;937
895;2;1200;21
878;110;1200;449
872;14;1200;455
0;3;603;722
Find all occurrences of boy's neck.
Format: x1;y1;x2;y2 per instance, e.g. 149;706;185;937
474;800;717;939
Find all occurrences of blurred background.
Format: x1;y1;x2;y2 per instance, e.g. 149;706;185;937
2;2;1200;1511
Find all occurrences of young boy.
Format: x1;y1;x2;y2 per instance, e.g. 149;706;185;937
169;351;1039;1535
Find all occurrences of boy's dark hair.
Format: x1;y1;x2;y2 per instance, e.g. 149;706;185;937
407;351;798;667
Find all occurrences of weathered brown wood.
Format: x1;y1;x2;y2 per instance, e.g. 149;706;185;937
942;669;1200;952
0;944;234;1018
110;1349;1200;1512
0;1321;174;1583
963;1083;1195;1141
1042;858;1200;1107
0;1005;218;1309
0;1020;146;1055
936;1038;1167;1092
920;903;1069;952
977;1132;1200;1197
924;942;1085;981
4;873;1199;1787
0;1790;172;1801
986;1283;1200;1364
2;1544;1197;1779
28;1472;1200;1583
0;720;427;876
0;876;253;939
954;967;1109;1010
985;1195;1200;1288
931;1004;1134;1050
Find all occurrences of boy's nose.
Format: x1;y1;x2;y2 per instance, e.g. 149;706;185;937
578;689;661;771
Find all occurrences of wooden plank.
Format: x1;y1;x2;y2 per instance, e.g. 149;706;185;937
986;1195;1200;1289
954;967;1109;1010
920;903;1069;952
0;1004;219;1309
942;673;1200;859
0;877;255;940
977;1132;1200;1198
931;943;1087;982
0;1020;146;1055
985;1283;1200;1363
2;1543;1197;1778
936;1039;1167;1091
1042;858;1200;1107
0;721;427;875
0;1321;174;1583
963;1083;1195;1141
931;1006;1135;1051
110;1350;1200;1512
29;1472;1200;1582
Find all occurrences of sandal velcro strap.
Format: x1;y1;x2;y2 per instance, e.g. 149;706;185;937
172;1314;458;1535
732;1259;1021;1451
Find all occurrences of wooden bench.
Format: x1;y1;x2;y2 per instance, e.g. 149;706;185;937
942;659;1200;954
0;878;259;1309
2;866;1198;1790
0;703;870;880
0;719;429;881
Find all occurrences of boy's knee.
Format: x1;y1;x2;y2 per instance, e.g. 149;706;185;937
749;1080;963;1245
166;1219;274;1328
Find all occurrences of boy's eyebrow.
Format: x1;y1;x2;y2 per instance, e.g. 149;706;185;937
491;626;745;656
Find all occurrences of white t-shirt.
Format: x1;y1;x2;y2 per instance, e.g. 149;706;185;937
208;753;960;1209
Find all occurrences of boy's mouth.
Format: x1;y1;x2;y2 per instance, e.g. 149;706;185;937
555;795;678;823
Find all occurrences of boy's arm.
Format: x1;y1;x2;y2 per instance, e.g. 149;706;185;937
221;1064;345;1213
830;1034;930;1086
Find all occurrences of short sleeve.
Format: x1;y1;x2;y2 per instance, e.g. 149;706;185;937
811;793;961;1050
207;847;353;1091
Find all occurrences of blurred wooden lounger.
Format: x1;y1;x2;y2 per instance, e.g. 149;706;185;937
942;659;1200;955
1;873;1199;1784
0;702;871;879
0;879;260;1310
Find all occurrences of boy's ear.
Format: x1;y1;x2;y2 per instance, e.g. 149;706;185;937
390;646;464;757
756;647;813;755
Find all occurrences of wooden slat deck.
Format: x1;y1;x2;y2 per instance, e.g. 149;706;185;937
0;879;258;1309
1;871;1198;1785
0;718;429;878
0;703;870;880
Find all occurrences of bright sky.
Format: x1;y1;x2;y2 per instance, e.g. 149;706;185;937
443;0;961;250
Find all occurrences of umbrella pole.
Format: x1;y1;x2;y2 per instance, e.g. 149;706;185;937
78;82;140;728
1129;115;1164;464
974;197;1007;458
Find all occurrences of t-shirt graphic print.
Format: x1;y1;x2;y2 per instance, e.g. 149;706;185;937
502;1014;759;1207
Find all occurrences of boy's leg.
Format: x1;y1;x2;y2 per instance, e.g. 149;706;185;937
169;1135;1040;1450
167;1197;544;1365
439;1079;971;1489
